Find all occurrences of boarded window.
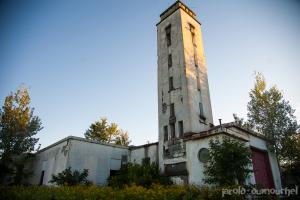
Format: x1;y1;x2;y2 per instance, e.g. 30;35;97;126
178;121;183;137
168;54;172;68
165;162;188;176
169;77;174;91
170;123;176;138
166;25;171;46
164;126;168;141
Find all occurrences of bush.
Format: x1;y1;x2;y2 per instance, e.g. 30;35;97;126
49;167;91;186
108;158;172;188
0;184;285;200
204;136;252;186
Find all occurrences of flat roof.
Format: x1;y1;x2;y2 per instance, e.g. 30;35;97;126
157;0;201;26
36;136;129;154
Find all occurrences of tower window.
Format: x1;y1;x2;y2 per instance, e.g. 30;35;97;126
168;54;172;68
169;77;174;91
189;24;196;46
199;102;205;120
170;103;175;117
178;121;183;137
197;76;201;91
164;126;168;141
166;25;171;46
170;123;175;138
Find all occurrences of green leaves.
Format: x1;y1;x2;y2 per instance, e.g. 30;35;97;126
49;167;91;186
0;86;42;184
84;118;130;146
204;136;252;186
247;73;299;162
108;159;172;188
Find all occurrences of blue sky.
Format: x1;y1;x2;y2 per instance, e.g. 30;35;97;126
1;0;299;148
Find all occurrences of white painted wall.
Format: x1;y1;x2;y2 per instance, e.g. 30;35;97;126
185;129;282;189
186;136;211;186
129;143;158;164
28;139;69;185
67;138;128;185
28;137;129;186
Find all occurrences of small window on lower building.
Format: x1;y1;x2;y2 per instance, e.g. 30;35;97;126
170;123;175;138
178;121;183;137
110;170;118;177
164;126;168;141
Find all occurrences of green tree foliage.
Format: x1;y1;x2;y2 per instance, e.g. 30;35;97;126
281;133;300;187
49;167;91;186
84;118;130;146
108;158;172;188
0;87;42;184
204;137;252;186
247;73;299;162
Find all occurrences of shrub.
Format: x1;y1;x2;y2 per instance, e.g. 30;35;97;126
108;158;172;188
0;184;284;200
49;167;91;186
204;136;253;186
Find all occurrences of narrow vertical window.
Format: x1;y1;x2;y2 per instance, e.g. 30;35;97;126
197;76;201;91
168;54;172;68
166;25;171;46
178;121;183;137
170;103;175;117
164;126;168;141
199;102;205;120
169;77;174;91
189;24;196;46
170;123;175;138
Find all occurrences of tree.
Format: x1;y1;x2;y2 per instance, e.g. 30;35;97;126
247;73;299;162
0;87;42;184
84;118;130;146
204;136;252;186
49;167;90;186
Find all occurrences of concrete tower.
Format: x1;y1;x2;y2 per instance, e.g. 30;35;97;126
157;1;213;176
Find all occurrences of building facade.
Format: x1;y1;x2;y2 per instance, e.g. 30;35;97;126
27;1;281;189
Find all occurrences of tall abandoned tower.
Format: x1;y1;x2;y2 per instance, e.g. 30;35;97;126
157;1;213;175
157;1;213;139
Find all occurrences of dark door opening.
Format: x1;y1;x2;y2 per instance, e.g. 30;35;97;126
39;170;45;185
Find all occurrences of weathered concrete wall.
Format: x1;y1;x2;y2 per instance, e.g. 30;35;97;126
27;139;69;185
186;136;211;185
185;128;282;189
129;143;158;164
67;138;128;185
28;136;129;186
